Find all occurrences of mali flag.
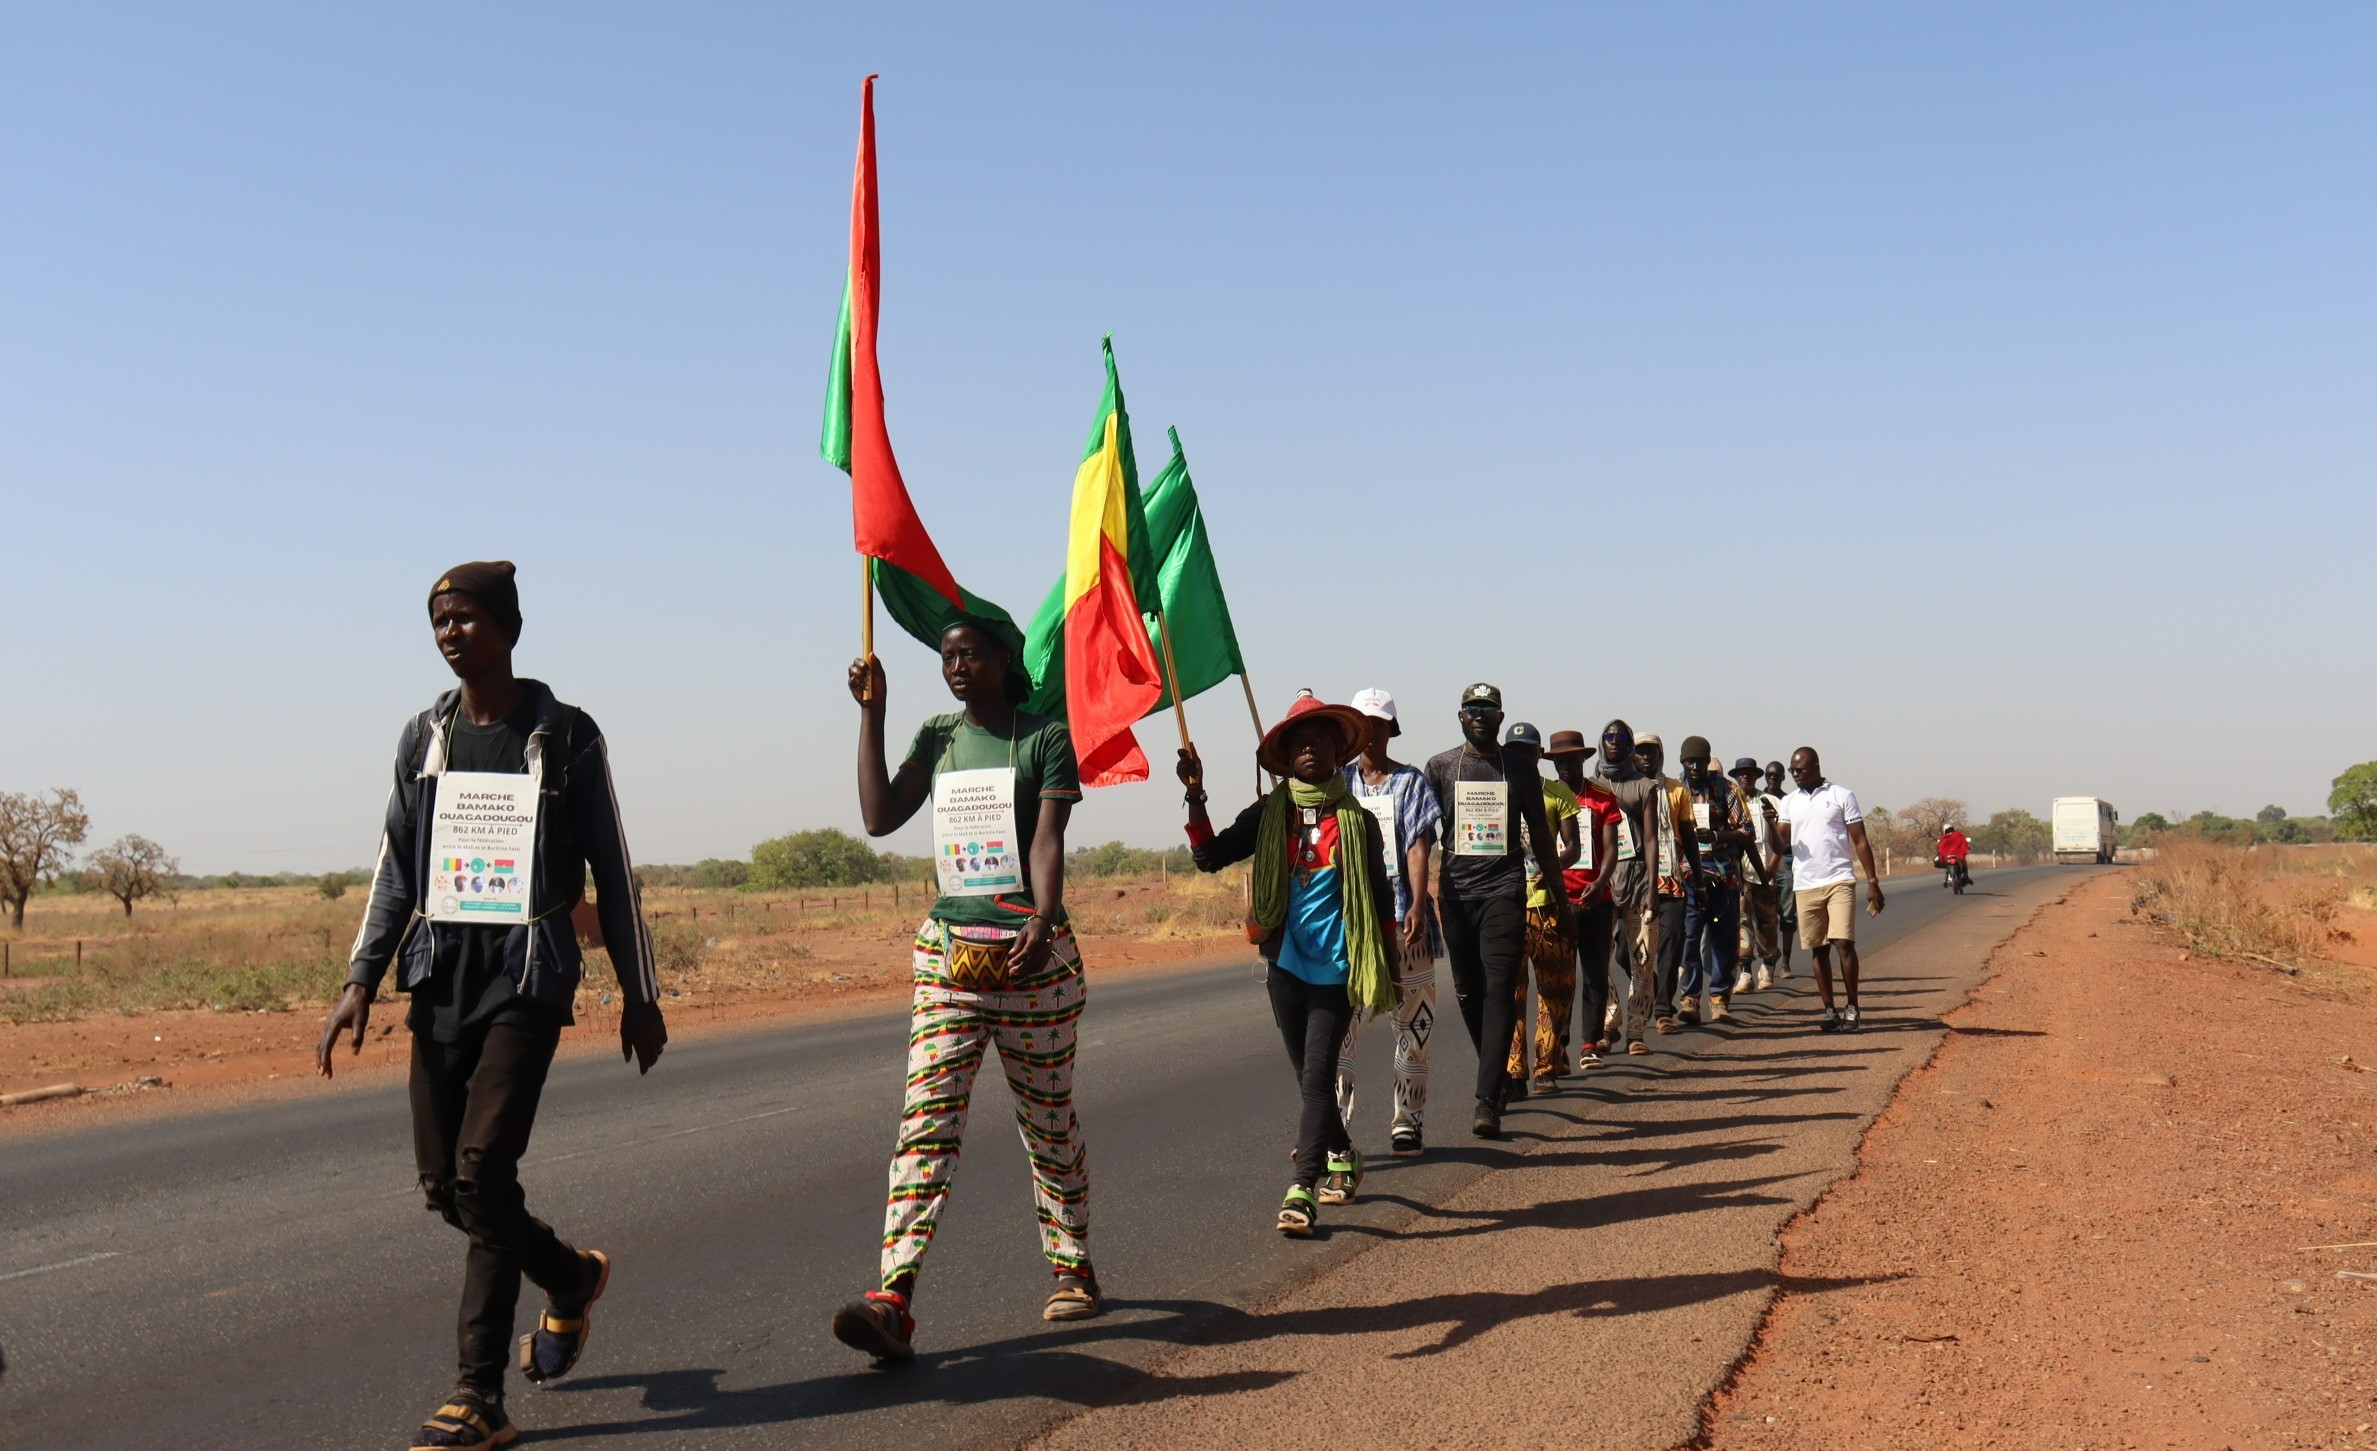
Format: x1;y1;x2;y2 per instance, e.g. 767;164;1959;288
1024;424;1246;718
819;76;1026;660
1061;338;1164;786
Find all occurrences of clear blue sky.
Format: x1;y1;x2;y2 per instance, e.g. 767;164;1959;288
5;4;2372;873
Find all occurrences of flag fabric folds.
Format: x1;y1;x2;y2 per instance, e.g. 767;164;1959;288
821;76;1028;660
1024;424;1245;717
1059;338;1164;787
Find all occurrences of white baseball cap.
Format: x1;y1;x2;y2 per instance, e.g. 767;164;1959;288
1349;688;1398;735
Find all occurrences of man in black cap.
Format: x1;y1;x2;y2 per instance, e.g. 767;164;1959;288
319;561;668;1451
1423;684;1569;1137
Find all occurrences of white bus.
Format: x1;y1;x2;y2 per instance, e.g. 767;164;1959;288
2052;797;2119;864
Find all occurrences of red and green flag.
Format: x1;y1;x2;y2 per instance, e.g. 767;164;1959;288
820;76;1024;658
1024;423;1246;718
1058;338;1164;786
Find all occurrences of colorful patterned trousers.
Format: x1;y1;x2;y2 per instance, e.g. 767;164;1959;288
1508;906;1576;1081
1336;943;1435;1135
879;917;1089;1290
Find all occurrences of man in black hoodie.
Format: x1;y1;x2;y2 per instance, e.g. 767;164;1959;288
317;561;667;1451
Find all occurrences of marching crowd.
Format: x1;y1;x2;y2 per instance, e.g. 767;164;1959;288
317;567;1893;1450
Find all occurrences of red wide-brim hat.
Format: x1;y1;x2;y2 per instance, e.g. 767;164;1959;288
1257;695;1371;777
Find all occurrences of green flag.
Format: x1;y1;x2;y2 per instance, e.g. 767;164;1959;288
1025;425;1246;717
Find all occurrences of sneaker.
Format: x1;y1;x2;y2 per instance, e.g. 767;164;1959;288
1043;1270;1102;1322
1502;1076;1530;1104
1389;1128;1423;1158
1778;962;1794;980
1732;971;1754;994
1709;995;1730;1022
831;1288;915;1362
1678;995;1700;1024
1843;1004;1862;1032
1627;1040;1648;1055
1817;1006;1842;1033
1277;1184;1318;1237
1471;1104;1502;1139
1575;1045;1602;1068
1316;1148;1362;1205
1754;964;1773;991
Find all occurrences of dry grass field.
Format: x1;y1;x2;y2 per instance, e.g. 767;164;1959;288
2129;837;2377;974
0;864;1255;1028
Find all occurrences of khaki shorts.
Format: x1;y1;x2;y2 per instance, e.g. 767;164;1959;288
1794;879;1857;945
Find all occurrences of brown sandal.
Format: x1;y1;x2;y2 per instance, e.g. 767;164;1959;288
518;1249;610;1386
411;1394;516;1450
1043;1271;1102;1322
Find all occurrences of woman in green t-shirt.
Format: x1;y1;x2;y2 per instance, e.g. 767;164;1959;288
830;619;1093;1363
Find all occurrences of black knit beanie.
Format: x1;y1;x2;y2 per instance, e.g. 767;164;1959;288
428;561;523;641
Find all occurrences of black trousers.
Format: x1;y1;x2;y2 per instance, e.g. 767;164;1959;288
1570;897;1617;1048
1267;968;1353;1189
410;1020;591;1395
1439;889;1525;1111
1652;894;1689;1018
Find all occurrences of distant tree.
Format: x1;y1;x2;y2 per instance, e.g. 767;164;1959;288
1973;808;2053;862
2330;762;2377;842
2122;812;2171;846
751;828;889;889
2256;804;2289;826
0;788;91;928
89;834;179;917
1900;797;1971;841
691;858;753;890
316;871;357;901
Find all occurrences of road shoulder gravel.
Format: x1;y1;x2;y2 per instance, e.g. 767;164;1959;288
1028;871;2073;1451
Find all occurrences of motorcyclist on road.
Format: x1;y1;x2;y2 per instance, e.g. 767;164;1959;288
1936;824;1972;887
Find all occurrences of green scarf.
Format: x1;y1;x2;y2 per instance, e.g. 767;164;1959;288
1252;775;1397;1018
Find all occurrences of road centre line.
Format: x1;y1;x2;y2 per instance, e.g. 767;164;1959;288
0;1251;121;1283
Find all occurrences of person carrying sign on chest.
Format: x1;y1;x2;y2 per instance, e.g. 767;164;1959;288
833;620;1094;1365
1335;688;1444;1164
1421;683;1572;1140
317;561;668;1451
1178;693;1397;1237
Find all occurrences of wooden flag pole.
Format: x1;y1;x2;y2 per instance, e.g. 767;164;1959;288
859;556;878;701
1151;607;1193;753
1238;671;1275;795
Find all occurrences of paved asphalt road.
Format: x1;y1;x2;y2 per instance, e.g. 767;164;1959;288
0;865;2069;1450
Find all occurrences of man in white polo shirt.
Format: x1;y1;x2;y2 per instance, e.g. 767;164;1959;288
1770;747;1885;1032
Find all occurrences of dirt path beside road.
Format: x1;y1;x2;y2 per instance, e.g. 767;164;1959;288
1703;870;2377;1450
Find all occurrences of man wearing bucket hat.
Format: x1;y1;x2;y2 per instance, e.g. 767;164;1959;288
1730;757;1785;992
1422;684;1570;1138
1178;693;1397;1235
1545;730;1624;1066
1336;688;1443;1161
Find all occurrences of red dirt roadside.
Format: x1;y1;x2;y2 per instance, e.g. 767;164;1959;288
1702;870;2377;1450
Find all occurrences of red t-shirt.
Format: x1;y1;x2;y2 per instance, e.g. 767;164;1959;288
1563;779;1626;902
1938;831;1970;861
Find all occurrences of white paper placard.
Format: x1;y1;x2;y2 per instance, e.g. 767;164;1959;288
1453;780;1508;858
933;767;1023;898
426;771;539;924
1616;813;1638;861
1359;794;1401;877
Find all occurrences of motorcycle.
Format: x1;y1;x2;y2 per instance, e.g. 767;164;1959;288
1936;856;1971;894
